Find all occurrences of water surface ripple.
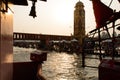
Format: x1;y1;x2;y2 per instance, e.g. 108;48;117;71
13;47;99;80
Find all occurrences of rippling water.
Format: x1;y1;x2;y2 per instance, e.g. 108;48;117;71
13;47;99;80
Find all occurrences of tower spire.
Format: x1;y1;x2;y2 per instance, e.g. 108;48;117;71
74;1;85;45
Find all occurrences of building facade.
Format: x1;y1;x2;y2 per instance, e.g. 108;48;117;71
74;1;85;45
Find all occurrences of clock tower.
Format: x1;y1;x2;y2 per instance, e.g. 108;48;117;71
74;1;85;45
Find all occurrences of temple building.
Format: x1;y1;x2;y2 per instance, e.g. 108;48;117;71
74;0;85;45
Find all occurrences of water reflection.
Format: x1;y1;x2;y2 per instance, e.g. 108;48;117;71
13;47;99;80
42;52;99;80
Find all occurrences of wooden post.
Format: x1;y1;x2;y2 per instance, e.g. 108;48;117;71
82;49;85;67
98;29;102;61
0;2;13;80
112;21;115;60
82;38;85;67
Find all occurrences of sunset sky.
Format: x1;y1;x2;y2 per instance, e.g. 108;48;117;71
13;0;120;36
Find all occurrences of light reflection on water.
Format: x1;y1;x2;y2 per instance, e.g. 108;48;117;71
13;47;37;62
13;47;99;80
42;52;99;80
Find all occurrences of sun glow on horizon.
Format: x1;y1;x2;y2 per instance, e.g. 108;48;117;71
53;2;74;25
14;0;120;35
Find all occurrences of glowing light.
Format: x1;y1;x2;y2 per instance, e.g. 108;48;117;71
6;9;12;14
59;78;67;80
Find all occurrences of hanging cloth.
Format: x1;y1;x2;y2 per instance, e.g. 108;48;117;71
91;0;113;28
29;1;37;18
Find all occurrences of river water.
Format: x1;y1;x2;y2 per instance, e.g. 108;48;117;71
13;47;100;80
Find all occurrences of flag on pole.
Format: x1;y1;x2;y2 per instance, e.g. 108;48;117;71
91;0;113;28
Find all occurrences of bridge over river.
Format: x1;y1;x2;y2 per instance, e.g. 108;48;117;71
13;32;72;48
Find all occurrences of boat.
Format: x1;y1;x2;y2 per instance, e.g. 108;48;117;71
82;0;120;80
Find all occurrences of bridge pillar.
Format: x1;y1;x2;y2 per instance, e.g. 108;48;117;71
0;2;13;80
38;40;46;49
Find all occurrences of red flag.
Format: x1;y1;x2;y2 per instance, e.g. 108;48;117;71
92;0;113;28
